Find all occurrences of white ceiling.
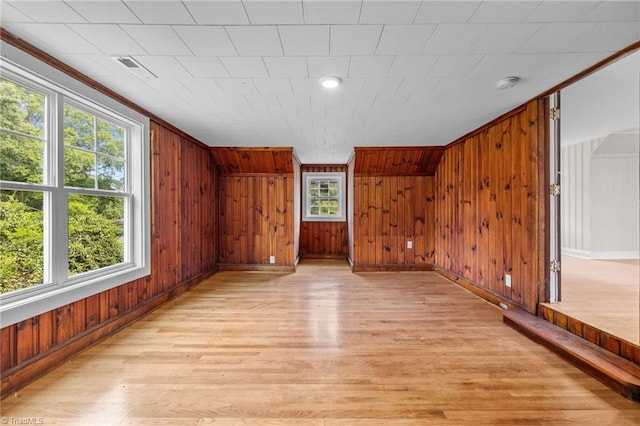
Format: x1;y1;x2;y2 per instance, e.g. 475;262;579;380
1;0;638;163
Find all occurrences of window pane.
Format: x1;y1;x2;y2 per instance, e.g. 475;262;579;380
0;132;44;184
97;156;125;191
68;194;124;276
97;118;125;158
0;190;44;293
0;78;45;138
64;104;94;150
65;146;96;188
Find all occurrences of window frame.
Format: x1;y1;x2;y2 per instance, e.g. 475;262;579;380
0;44;150;327
302;172;346;222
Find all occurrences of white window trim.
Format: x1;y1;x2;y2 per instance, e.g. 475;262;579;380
302;172;346;222
0;41;150;327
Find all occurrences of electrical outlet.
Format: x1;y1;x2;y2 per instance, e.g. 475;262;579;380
269;255;275;264
505;274;512;288
407;241;412;249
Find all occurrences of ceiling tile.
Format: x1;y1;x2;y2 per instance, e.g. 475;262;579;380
121;25;192;55
302;0;362;24
179;79;225;98
524;1;600;23
3;23;101;54
466;54;531;78
225;26;283;56
429;55;484;77
278;25;330;56
6;1;86;23
133;56;191;78
468;23;542;54
68;24;147;55
264;57;309;78
348;56;394;78
216;79;259;95
65;1;141;24
243;94;281;108
220;57;269;78
376;24;436;55
361;78;403;95
182;0;249;24
387;55;438;78
78;54;137;77
176;57;230;78
123;1;194;24
577;1;640;22
173;26;237;56
243;0;304;24
515;23;595;53
0;2;34;22
253;79;293;96
330;25;383;56
359;0;422;24
468;1;540;23
563;22;640;53
414;1;481;23
421;24;488;54
307;57;351;78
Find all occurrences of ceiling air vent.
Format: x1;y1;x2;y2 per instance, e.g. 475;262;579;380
111;56;156;79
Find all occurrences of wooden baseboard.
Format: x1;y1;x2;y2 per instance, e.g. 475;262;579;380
299;254;348;260
0;269;216;398
352;263;435;272
217;264;296;273
435;267;526;311
503;308;640;401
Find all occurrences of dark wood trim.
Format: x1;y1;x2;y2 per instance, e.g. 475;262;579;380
503;308;640;401
445;105;528;149
0;269;217;398
352;264;435;272
537;97;551;307
300;254;349;261
353;146;444;152
538;41;640;99
0;28;210;150
217;264;296;273
435;268;520;311
215;173;294;177
300;163;349;169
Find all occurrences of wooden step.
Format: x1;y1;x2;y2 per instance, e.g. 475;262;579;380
503;308;640;402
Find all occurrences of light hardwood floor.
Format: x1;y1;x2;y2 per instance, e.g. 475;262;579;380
544;256;640;345
2;260;639;425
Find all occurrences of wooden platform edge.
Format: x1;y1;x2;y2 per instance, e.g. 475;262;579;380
352;263;435;272
217;264;296;273
503;308;640;402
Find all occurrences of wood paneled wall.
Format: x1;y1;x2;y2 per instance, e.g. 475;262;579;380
434;100;547;314
299;164;349;258
0;122;218;395
351;176;435;271
218;175;296;268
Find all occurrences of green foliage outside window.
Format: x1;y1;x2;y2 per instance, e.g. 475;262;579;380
0;78;126;294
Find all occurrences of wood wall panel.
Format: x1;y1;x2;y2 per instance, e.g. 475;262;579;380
351;175;435;270
434;100;547;314
299;164;349;258
218;175;296;267
211;147;295;174
1;121;218;395
353;147;444;176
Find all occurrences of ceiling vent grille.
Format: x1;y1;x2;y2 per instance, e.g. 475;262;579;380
111;56;156;78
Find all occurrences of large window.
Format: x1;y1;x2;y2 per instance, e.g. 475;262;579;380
302;172;346;222
0;51;149;326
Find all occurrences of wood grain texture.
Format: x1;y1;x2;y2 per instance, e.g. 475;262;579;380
352;176;435;270
211;147;295;174
0;122;218;394
300;165;348;258
435;100;546;314
353;147;444;176
1;260;638;424
218;175;296;267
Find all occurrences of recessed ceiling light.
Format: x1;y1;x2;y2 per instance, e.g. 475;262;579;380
495;76;520;90
319;75;342;89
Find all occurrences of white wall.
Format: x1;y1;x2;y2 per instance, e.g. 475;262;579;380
561;137;640;259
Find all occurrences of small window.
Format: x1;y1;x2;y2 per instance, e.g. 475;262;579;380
302;172;346;222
